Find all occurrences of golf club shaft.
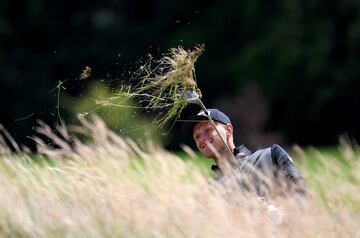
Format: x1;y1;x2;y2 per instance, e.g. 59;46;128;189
183;90;257;194
198;99;281;219
192;96;257;194
195;98;242;169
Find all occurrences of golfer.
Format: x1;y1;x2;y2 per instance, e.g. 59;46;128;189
183;108;306;199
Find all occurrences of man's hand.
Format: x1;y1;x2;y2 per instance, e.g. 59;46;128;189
255;196;283;225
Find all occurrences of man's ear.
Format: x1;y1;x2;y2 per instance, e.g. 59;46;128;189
226;124;233;137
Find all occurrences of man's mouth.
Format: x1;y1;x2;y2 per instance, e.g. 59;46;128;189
200;139;214;150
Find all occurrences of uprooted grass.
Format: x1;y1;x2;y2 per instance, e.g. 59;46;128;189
0;117;359;238
105;45;204;130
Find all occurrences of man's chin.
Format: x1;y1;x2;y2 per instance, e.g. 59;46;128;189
201;148;216;159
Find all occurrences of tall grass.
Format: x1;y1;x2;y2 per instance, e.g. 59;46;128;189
0;117;359;237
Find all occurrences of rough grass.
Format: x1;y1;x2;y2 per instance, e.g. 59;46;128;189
0;118;359;238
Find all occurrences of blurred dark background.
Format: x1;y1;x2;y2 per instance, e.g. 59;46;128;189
1;0;360;151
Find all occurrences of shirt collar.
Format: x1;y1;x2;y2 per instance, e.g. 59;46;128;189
234;145;252;158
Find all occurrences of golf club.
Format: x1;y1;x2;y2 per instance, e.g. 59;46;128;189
183;90;242;170
184;90;283;222
183;90;262;195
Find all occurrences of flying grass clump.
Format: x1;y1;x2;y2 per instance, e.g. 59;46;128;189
117;45;204;129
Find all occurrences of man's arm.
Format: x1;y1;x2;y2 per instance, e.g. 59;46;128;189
270;144;307;197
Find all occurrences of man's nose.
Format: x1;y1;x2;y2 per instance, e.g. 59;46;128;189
198;134;208;142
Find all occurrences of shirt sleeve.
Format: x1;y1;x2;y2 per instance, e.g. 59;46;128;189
270;144;307;197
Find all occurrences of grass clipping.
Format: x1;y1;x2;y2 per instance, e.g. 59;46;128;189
119;45;204;129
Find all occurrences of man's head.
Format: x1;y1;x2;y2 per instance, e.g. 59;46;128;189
184;109;235;159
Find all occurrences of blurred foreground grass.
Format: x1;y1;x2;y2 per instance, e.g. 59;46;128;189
0;118;359;237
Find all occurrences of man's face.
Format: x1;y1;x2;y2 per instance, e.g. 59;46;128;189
192;121;229;158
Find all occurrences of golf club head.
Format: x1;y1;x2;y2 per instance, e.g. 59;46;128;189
184;90;201;105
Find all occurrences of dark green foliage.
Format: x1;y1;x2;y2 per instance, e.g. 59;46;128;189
1;0;359;148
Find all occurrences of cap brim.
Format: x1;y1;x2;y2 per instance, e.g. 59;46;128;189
181;115;210;136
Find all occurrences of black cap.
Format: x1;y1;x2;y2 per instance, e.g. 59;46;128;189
182;108;231;135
